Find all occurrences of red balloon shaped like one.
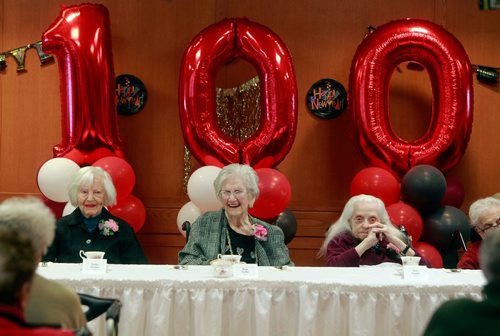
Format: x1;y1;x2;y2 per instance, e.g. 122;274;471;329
93;156;136;201
350;167;400;206
386;202;423;241
42;3;124;161
413;242;443;268
249;168;292;219
108;194;146;232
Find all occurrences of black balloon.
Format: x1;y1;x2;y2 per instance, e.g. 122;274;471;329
420;205;470;253
273;209;297;245
401;165;447;214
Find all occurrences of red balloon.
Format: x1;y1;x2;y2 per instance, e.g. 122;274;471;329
441;174;465;208
350;19;473;177
413;242;443;268
179;18;298;168
386;202;423;241
43;4;124;159
108;194;146;232
249;168;292;219
350;167;400;206
62;147;117;167
93;156;135;201
41;197;65;219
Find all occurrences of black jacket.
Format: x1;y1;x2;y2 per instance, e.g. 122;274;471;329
43;207;147;264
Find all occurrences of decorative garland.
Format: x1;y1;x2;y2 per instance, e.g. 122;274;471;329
0;41;54;72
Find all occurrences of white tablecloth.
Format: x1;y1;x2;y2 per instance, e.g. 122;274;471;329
37;263;485;336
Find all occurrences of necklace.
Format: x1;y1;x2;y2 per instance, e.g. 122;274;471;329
225;223;258;265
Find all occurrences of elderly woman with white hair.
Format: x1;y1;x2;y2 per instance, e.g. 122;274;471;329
178;163;293;266
43;166;147;264
319;194;429;267
457;196;500;269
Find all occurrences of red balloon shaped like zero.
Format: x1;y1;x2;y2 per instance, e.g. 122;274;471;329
179;18;298;168
42;4;124;164
350;19;473;177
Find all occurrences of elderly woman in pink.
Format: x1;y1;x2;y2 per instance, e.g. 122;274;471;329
319;194;429;267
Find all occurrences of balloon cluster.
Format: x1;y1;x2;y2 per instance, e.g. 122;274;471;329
177;18;298;243
350;164;467;268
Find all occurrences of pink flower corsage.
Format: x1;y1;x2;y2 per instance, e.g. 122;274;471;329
253;224;268;241
98;219;119;236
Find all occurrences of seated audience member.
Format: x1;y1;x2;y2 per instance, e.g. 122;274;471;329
423;229;500;335
0;228;76;335
43;166;147;264
318;194;429;267
178;163;293;266
0;197;86;329
458;197;500;269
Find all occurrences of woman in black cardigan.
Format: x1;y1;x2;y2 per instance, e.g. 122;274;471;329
43;166;147;264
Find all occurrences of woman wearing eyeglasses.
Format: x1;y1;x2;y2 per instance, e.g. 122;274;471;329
178;163;293;266
318;194;429;267
458;197;500;269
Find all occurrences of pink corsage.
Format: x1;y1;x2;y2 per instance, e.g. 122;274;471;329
98;219;119;236
253;224;268;241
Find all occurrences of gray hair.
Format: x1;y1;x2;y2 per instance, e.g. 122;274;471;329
68;166;117;207
469;197;500;228
213;164;259;199
480;230;500;281
0;197;56;255
318;194;403;256
0;228;36;305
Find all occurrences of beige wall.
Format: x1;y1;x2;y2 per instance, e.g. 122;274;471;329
0;0;498;265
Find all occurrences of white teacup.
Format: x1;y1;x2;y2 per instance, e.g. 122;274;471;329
79;250;105;260
210;259;234;278
217;254;241;264
401;256;421;266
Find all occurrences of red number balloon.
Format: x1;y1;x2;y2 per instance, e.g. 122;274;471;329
179;18;298;168
42;4;124;166
350;19;473;177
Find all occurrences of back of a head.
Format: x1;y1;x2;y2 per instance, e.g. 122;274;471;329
0;228;35;305
479;229;500;282
0;196;56;256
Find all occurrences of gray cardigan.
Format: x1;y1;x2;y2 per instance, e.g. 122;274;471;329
178;209;294;266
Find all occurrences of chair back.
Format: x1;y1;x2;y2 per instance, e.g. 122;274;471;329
181;221;191;242
78;293;121;336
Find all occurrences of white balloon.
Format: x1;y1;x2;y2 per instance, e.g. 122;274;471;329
187;165;222;212
176;201;202;237
62;202;77;216
37;158;80;202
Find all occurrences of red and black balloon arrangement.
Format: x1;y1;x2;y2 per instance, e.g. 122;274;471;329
348;19;474;268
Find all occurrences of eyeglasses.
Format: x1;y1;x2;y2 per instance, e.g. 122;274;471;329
220;190;246;199
473;217;500;233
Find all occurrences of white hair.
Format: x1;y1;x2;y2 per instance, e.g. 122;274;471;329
213;164;260;199
0;196;55;255
68;166;117;207
469;197;500;228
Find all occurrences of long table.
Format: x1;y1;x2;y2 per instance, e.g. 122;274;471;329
37;263;485;336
